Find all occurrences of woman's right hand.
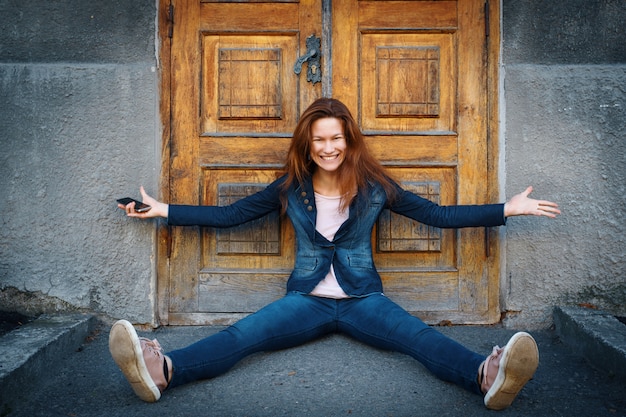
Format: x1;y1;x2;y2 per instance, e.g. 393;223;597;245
117;186;169;219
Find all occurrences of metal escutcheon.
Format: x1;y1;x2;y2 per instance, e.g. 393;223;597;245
294;35;322;84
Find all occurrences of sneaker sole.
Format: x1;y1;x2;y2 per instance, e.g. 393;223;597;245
109;320;161;402
484;332;539;410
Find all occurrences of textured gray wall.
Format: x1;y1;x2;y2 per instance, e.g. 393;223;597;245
1;0;624;328
0;0;159;324
501;0;626;327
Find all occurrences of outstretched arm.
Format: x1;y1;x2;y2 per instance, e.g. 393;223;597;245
504;186;560;218
117;186;169;219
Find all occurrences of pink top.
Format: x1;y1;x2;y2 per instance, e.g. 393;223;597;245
309;192;350;299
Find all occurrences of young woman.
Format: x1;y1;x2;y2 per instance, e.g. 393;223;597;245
111;98;560;410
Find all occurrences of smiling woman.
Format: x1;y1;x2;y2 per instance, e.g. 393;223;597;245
281;98;399;214
309;117;347;185
112;98;559;410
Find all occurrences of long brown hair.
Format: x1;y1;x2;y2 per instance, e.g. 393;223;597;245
280;98;397;211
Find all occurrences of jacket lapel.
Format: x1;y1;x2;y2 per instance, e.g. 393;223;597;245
292;180;318;242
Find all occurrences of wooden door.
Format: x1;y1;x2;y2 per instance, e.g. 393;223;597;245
160;0;500;325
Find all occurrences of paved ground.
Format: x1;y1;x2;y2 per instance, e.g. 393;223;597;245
3;320;625;417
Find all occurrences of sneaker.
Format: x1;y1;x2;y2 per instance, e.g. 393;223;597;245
480;332;539;410
109;319;171;402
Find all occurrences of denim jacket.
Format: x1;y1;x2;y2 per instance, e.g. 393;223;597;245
167;176;506;297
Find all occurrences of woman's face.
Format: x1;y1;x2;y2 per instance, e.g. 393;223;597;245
309;117;347;175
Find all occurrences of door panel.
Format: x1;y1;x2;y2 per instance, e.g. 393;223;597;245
167;0;321;325
332;0;495;323
360;33;455;133
164;0;499;325
201;35;300;135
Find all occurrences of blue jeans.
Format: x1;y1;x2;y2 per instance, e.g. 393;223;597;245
167;292;485;395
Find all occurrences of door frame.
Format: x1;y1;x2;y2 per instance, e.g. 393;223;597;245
155;0;502;326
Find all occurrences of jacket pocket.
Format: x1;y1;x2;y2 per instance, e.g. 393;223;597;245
294;256;318;271
347;255;372;269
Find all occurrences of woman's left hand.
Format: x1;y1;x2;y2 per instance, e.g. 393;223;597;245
504;186;561;218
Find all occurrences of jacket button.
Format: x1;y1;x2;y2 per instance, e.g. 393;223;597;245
307;206;313;211
304;199;310;204
301;192;307;197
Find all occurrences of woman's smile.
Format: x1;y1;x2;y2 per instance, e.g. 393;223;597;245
310;117;346;174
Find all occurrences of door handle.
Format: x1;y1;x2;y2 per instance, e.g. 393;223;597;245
294;34;321;84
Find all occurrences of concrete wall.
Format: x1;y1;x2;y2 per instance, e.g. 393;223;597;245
501;0;626;327
0;0;160;325
0;0;624;328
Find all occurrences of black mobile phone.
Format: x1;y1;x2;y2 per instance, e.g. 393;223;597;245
117;197;151;213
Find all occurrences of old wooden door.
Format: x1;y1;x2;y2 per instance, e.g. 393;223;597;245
160;0;500;325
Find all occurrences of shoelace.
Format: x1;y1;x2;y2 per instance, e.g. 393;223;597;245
140;337;163;355
139;337;170;386
481;345;504;394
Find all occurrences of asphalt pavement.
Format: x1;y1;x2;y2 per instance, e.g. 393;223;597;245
1;313;625;417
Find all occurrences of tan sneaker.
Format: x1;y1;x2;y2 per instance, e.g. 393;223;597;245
109;320;171;402
480;332;539;410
